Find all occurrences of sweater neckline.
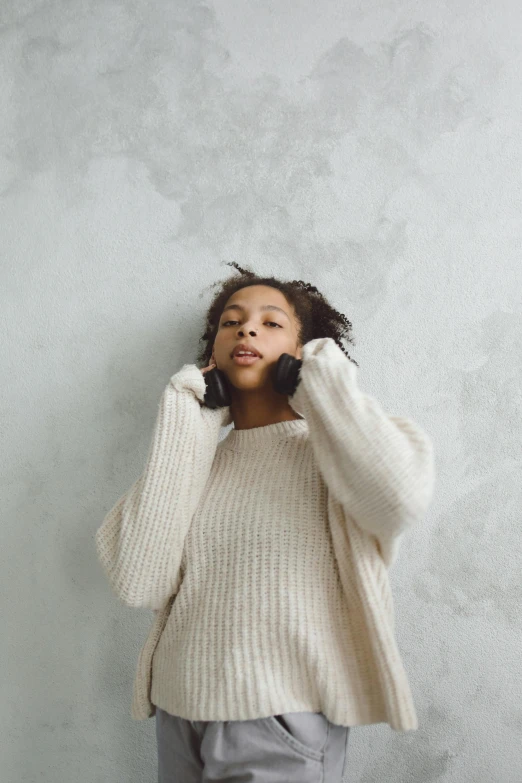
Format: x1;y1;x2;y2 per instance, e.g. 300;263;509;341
219;417;308;451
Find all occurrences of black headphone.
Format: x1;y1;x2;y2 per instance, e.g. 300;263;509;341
203;352;303;409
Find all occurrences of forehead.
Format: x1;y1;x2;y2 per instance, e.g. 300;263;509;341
221;302;290;321
221;287;292;322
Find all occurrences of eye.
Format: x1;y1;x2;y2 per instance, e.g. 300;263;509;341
222;321;282;328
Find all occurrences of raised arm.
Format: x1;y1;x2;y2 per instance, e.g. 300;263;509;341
95;364;232;609
288;337;435;567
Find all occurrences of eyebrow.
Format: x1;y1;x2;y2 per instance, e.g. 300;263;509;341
220;303;290;322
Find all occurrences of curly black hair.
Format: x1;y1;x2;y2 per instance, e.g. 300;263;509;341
196;261;359;368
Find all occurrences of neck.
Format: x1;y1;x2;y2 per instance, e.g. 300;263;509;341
229;389;303;431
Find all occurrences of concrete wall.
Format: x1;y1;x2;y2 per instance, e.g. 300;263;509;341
2;1;521;780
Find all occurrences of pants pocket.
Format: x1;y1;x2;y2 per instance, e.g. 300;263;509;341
269;712;329;759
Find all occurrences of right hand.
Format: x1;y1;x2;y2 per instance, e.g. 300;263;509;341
200;360;217;376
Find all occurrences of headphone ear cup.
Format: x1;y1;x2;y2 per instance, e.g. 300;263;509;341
203;367;232;408
273;354;303;396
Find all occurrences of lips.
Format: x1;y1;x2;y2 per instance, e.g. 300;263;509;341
231;344;262;358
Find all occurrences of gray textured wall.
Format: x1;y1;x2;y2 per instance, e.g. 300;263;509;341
2;1;521;781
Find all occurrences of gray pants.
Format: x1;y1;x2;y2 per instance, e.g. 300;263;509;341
155;706;350;782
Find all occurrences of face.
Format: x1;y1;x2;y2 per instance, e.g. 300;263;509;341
211;285;302;387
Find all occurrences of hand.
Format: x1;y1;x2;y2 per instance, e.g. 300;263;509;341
200;359;217;376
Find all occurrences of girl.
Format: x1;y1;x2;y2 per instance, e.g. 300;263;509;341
95;262;435;781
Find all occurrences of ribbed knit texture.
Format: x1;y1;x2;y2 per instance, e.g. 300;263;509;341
95;337;435;732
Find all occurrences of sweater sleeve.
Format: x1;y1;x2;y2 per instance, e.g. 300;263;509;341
288;337;435;564
95;364;232;610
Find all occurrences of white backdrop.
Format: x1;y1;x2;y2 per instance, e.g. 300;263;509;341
2;1;521;781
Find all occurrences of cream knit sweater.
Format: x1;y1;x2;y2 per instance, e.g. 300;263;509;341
95;337;435;732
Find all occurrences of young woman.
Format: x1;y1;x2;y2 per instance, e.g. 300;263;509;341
95;261;435;782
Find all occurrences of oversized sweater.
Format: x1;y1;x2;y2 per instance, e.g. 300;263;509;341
95;336;435;732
